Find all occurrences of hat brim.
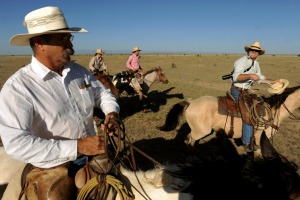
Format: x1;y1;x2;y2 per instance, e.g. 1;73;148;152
245;46;265;55
267;79;289;94
132;50;141;53
10;27;88;46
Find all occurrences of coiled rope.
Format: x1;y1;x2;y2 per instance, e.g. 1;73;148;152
250;98;274;128
76;174;134;200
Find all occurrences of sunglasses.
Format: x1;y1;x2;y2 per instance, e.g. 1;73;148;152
249;49;260;53
47;35;74;43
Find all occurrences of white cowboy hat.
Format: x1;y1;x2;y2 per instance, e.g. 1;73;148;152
10;6;88;46
95;48;104;54
132;46;141;53
244;41;265;55
267;79;289;94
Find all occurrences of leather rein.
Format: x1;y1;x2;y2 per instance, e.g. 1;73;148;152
96;118;163;200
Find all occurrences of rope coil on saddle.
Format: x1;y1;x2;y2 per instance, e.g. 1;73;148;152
76;174;134;200
250;97;274;128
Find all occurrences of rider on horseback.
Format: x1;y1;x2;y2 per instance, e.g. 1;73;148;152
89;48;109;75
125;46;144;98
229;41;277;152
127;46;143;79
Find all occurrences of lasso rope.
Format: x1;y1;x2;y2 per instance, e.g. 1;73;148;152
76;174;134;200
250;98;274;128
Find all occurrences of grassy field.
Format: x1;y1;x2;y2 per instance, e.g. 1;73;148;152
0;53;300;174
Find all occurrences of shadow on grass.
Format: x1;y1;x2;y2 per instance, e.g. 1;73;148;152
94;87;184;120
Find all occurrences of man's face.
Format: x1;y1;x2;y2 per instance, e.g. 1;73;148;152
248;49;260;59
134;51;140;56
34;33;75;71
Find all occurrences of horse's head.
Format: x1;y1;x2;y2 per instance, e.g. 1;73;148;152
155;66;169;84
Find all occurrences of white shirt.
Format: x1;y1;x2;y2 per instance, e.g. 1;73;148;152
232;55;265;89
0;56;119;168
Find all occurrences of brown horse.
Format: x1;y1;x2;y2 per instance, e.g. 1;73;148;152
92;71;120;99
158;85;300;146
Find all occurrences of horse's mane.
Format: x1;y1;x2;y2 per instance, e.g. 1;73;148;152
262;85;300;109
143;68;156;77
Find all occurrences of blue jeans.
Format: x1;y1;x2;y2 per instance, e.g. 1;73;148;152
230;88;253;145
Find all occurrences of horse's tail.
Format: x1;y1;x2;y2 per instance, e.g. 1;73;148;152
157;101;190;131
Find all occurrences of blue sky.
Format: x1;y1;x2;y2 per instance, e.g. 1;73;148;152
1;0;300;55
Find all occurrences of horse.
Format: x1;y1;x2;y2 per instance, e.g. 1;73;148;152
1;130;300;199
117;130;300;200
158;85;300;147
112;66;168;101
92;70;120;99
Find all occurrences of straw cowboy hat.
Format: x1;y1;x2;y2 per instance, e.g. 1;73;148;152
10;6;87;46
95;48;104;54
267;79;289;94
244;41;265;55
132;46;141;53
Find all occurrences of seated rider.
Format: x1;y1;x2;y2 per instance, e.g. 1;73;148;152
126;46;143;79
230;41;277;152
89;48;109;75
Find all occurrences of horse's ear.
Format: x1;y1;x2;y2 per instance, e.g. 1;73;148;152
260;130;280;160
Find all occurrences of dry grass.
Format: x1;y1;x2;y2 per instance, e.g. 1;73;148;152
0;54;300;174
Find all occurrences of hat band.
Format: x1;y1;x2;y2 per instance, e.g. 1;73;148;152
250;46;261;50
25;13;69;33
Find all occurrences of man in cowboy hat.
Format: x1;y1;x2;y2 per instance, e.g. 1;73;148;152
229;41;277;152
126;46;142;75
125;46;145;98
0;6;120;199
89;48;109;75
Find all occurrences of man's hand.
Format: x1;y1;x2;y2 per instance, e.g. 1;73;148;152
103;112;120;136
77;136;105;155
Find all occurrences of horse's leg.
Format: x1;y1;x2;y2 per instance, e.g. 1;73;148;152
130;78;144;100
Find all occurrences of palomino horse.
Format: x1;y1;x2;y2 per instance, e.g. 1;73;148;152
158;85;300;146
112;66;168;100
118;131;300;200
1;131;300;199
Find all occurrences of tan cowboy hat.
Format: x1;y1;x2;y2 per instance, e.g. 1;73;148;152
95;48;104;54
267;79;289;94
244;41;265;55
10;6;88;46
132;46;141;53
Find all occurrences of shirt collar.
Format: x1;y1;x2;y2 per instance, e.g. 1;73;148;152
31;56;74;79
31;56;52;79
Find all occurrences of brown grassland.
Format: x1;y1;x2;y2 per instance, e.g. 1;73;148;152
0;54;299;174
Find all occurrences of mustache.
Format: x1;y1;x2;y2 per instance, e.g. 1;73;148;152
64;48;75;58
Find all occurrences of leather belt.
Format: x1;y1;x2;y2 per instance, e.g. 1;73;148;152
231;85;244;91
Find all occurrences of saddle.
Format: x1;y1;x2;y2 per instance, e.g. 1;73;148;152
20;163;76;200
218;90;266;137
218;91;240;117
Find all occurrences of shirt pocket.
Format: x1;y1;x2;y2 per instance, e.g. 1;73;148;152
79;88;95;111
